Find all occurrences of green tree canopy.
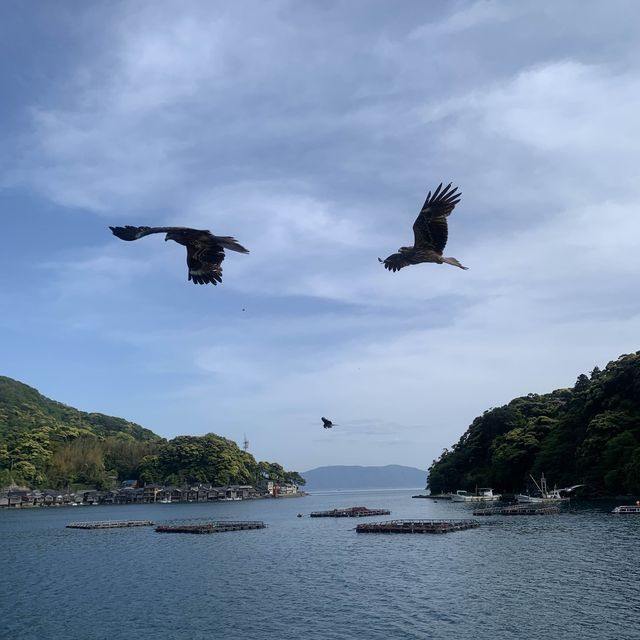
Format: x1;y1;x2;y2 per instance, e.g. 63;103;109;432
0;376;301;490
428;352;640;496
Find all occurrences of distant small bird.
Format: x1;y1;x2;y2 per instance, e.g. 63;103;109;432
321;417;336;429
109;226;249;285
379;183;468;272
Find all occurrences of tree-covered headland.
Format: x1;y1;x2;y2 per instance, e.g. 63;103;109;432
428;352;640;496
0;376;304;490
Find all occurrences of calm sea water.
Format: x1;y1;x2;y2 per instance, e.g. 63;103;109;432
1;490;639;640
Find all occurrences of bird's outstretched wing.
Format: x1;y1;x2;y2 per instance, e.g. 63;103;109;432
187;243;225;285
412;183;461;253
109;226;187;241
563;484;586;493
110;226;249;251
378;254;413;272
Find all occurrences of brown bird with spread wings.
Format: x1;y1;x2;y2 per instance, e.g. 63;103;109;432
379;183;468;272
109;226;249;285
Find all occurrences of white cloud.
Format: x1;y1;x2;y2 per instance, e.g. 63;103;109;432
6;1;640;469
412;0;510;39
476;62;640;165
156;292;640;469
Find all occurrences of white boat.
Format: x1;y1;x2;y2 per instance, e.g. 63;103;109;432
516;474;583;504
515;494;563;504
612;504;640;514
451;488;501;502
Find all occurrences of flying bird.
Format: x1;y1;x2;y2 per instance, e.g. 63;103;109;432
109;226;249;285
379;182;468;272
321;417;336;429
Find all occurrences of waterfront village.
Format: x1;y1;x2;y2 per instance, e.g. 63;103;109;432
0;479;303;509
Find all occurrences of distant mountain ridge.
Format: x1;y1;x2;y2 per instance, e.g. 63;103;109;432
302;464;426;491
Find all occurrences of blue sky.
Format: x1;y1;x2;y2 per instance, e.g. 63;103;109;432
2;0;640;472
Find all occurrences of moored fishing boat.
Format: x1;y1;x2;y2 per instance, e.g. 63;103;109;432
612;504;640;514
516;474;583;504
451;488;501;502
515;494;563;503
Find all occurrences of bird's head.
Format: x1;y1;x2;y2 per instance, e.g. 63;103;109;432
165;232;178;243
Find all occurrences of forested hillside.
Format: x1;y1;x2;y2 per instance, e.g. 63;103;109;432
0;376;303;489
427;352;640;496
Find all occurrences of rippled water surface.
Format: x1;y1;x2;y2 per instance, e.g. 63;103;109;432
2;491;639;639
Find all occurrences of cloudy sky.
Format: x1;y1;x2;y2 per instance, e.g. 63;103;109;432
2;0;639;473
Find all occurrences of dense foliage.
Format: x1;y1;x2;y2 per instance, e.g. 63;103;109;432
427;352;640;496
138;435;305;488
0;376;304;490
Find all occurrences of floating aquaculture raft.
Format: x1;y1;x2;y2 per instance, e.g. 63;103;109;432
155;521;266;534
356;519;479;534
66;520;155;529
473;505;560;516
310;506;391;518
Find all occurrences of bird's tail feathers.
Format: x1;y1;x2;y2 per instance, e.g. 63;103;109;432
213;235;250;253
442;256;468;270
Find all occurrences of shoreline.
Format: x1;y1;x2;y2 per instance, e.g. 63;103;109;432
0;494;309;510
